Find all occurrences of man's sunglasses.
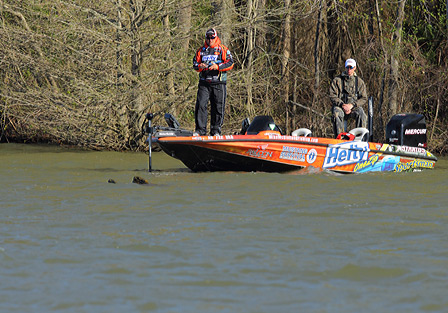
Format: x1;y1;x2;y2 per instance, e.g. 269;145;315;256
346;66;355;69
206;36;216;40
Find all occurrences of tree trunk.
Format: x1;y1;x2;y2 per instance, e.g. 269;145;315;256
115;0;129;143
245;0;255;116
282;0;291;134
163;0;175;101
375;0;386;136
177;1;192;54
388;0;406;117
128;0;147;148
313;0;325;103
212;0;235;44
255;0;266;48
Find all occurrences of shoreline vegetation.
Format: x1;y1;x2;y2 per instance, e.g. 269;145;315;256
1;1;447;155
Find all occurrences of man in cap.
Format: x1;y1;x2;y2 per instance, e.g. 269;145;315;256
193;28;234;136
329;58;368;137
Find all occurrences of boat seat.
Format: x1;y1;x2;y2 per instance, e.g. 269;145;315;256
291;128;312;137
349;127;369;142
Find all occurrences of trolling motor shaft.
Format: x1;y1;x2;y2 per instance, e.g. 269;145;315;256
146;113;154;172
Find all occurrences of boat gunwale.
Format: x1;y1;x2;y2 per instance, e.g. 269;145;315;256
154;136;438;162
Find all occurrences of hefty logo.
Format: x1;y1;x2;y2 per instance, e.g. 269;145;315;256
202;55;218;62
323;142;370;169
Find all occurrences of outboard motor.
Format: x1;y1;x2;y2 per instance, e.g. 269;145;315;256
386;114;427;148
245;116;282;135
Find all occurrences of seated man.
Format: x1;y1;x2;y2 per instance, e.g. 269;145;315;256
329;58;368;137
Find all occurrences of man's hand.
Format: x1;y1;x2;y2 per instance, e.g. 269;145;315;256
208;63;219;70
199;63;208;69
342;103;354;115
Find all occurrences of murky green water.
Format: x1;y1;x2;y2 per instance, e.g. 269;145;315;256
1;143;448;313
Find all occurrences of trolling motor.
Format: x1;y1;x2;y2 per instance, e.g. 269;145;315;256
144;112;194;171
145;113;155;172
144;112;179;171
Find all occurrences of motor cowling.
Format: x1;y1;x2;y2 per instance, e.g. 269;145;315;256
385;114;427;148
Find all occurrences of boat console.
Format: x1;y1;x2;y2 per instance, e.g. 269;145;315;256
245;116;283;135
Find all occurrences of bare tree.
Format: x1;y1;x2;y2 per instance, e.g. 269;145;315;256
388;0;406;117
244;0;256;116
211;0;235;44
177;1;192;54
282;0;291;133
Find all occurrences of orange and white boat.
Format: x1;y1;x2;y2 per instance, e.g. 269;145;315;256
146;113;437;173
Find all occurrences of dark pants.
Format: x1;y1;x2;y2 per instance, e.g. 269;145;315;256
332;106;367;138
195;82;227;135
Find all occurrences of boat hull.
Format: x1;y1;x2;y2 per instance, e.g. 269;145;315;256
155;132;437;173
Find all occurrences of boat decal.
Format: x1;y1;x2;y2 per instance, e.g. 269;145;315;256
405;128;426;135
394;160;434;172
247;144;272;159
354;144;390;172
279;146;307;162
391;145;427;156
354;154;380;172
268;134;319;143
323;142;370;169
306;149;317;164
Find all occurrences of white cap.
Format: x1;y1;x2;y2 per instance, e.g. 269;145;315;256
345;58;356;68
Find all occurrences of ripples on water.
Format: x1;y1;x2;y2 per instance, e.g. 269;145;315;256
1;144;447;313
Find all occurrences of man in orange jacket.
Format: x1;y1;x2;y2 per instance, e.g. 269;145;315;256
193;28;234;136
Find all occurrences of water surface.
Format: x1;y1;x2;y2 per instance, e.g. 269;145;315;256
1;144;447;313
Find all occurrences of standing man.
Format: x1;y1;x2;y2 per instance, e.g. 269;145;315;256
329;58;368;137
193;28;234;136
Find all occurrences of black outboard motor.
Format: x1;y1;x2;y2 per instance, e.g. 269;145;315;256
245;116;282;135
385;114;427;148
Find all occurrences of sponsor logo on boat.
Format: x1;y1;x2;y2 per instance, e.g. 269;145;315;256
279;146;307;162
268;135;318;143
306;149;317;164
247;145;272;159
204;135;234;140
395;145;426;155
394;160;434;172
404;128;426;135
323;142;370;169
354;154;379;172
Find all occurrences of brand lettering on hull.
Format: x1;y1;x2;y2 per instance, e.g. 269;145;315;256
394;160;434;172
279;146;307;162
354;154;379;172
404;128;426;135
396;145;426;155
247;145;272;159
323;142;370;169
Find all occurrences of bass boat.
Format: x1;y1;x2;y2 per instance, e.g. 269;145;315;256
145;113;437;173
